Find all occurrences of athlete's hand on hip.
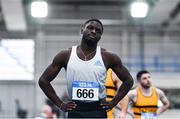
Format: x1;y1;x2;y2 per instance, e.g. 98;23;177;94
60;101;77;112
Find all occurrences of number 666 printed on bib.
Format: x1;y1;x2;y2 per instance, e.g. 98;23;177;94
72;81;99;101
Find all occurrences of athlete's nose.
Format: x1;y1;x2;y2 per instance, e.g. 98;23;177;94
147;78;151;84
91;28;96;34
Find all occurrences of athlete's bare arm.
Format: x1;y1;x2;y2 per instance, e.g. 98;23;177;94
38;49;76;111
127;90;137;118
102;50;134;109
128;89;137;103
118;96;128;119
156;88;170;116
112;71;128;119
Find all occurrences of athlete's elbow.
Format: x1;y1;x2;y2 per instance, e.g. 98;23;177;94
127;77;134;89
166;101;170;109
38;78;43;88
38;77;47;89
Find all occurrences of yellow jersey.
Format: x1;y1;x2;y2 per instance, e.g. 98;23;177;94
133;86;158;119
105;68;117;119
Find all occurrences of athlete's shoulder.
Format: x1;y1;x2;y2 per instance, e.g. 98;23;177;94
128;88;137;97
100;47;106;52
155;88;165;96
101;47;115;54
100;47;123;69
128;88;137;103
101;48;121;60
55;48;71;58
52;48;72;67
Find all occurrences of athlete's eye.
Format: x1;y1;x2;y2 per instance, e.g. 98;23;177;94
95;28;102;34
87;25;94;30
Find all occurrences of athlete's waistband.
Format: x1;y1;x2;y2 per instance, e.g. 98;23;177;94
71;99;105;111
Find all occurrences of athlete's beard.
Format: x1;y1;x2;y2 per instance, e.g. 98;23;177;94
83;37;99;47
86;39;97;46
141;83;151;89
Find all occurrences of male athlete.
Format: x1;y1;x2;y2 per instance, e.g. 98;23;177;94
128;70;170;119
39;19;134;118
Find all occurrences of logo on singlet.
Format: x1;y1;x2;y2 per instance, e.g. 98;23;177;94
94;60;102;66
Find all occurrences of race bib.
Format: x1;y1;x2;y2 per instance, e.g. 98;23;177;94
72;81;99;101
141;112;157;119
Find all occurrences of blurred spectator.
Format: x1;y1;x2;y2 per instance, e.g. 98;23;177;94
45;99;60;118
15;99;28;118
35;105;53;119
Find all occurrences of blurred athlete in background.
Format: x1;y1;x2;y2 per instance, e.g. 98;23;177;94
128;70;170;119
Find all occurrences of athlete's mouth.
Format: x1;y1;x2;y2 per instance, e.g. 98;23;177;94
88;34;96;39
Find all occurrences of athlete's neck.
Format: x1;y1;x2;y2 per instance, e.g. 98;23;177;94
140;86;152;96
80;40;97;52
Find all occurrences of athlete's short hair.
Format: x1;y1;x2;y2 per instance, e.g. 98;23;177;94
136;70;150;81
83;18;104;33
